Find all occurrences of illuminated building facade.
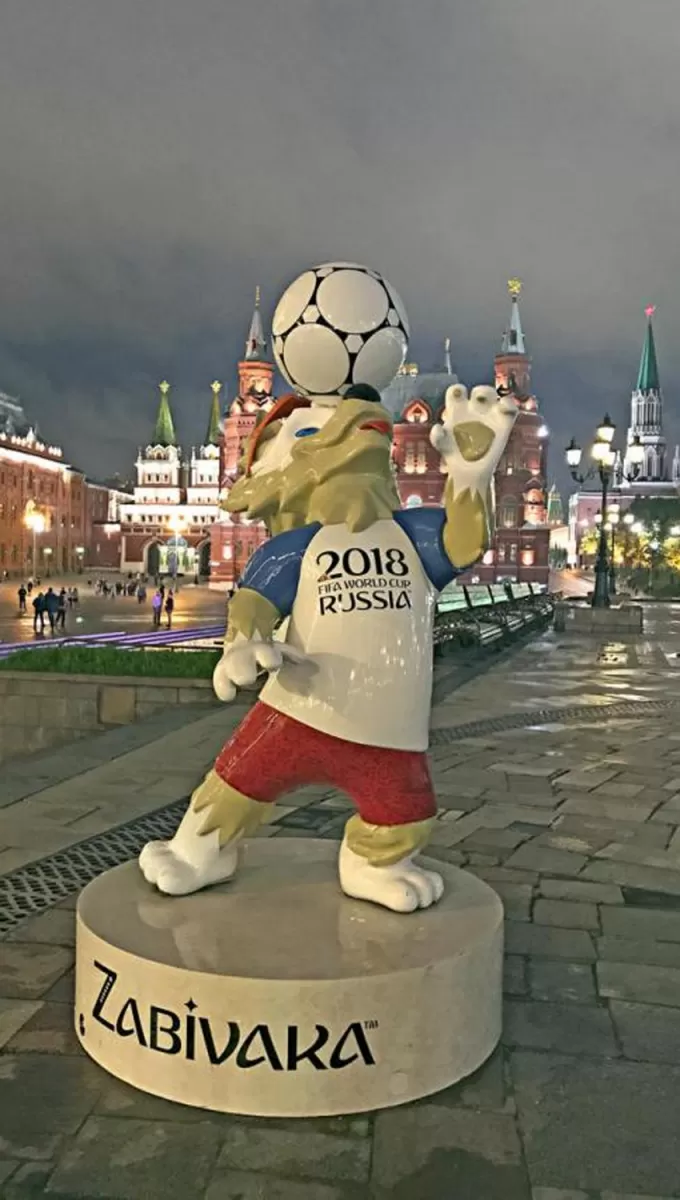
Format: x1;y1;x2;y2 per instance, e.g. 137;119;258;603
0;392;127;577
387;284;551;585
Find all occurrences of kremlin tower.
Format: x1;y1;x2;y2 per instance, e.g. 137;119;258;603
117;381;223;577
210;289;275;586
487;281;550;584
623;306;667;482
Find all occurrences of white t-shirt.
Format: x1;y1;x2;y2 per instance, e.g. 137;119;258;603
260;519;435;751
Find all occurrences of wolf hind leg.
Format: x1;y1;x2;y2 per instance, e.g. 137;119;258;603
338;814;443;913
139;769;272;896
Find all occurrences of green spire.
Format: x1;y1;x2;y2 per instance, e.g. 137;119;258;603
636;306;661;393
547;484;564;526
205;382;222;446
153;381;177;447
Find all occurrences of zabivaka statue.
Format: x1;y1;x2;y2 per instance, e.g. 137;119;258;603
140;264;517;913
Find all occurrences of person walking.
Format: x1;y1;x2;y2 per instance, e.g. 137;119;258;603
17;584;27;613
56;588;67;631
32;590;46;634
44;587;59;634
137;583;147;604
27;579;33;596
151;590;163;627
165;590;174;629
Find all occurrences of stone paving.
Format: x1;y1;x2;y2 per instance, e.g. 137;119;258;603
3;611;680;1195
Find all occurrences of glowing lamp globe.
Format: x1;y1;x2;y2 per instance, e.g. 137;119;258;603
272;263;409;398
628;435;645;467
596;414;616;445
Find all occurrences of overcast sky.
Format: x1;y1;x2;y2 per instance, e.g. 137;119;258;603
0;0;678;490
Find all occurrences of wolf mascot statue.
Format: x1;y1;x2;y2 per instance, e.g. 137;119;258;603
140;341;517;915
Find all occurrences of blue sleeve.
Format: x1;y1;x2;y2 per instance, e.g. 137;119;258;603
393;508;458;592
238;523;321;616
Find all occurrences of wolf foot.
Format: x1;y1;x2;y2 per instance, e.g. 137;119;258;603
139;839;239;896
338;841;444;913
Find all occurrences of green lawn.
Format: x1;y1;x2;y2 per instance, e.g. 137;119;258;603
0;645;221;678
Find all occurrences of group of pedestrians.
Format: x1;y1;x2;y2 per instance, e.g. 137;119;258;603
15;574;178;636
152;584;175;628
29;586;75;634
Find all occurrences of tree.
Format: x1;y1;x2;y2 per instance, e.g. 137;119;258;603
627;497;680;537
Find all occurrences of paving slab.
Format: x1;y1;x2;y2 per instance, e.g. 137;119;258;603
0;944;73;1000
533;899;600;931
596;936;680;970
512;1050;680;1195
5;1001;80;1055
610;999;680;1064
505;923;596;962
46;1115;221;1200
205;1174;361;1200
433;1047;510;1113
531;1190;589;1200
6;909;76;947
600;905;680;942
529;960;597;1005
0;1000;42;1050
597;960;680;1007
0;1054;104;1160
539;878;623;904
372;1104;530;1198
503;845;588;875
503;999;617;1056
504;955;529;997
583;861;680;896
217;1126;370;1185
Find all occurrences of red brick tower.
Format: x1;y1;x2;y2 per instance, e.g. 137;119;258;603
210;289;275;586
484;280;550;585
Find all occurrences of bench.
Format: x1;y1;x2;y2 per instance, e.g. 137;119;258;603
433;578;555;657
464;586;508;645
488;584;527;633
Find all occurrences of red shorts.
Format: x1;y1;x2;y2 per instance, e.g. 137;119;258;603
214;701;435;827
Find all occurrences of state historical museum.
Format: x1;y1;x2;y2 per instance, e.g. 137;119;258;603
211;281;550;588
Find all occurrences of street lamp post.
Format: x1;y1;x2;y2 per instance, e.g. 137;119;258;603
168;515;186;589
566;419;644;608
621;511;635;570
24;508;46;577
608;502;620;596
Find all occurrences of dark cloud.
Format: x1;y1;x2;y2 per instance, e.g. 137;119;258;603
0;0;678;490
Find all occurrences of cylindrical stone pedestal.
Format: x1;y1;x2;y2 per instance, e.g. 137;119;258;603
75;839;503;1117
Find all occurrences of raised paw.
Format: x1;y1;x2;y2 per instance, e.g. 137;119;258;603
338;842;444;913
431;383;518;485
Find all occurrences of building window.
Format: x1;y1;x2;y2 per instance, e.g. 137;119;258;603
405;401;429;424
405;494;423;507
497;544;506;563
521;549;535;567
500;499;517;528
509;544;517;563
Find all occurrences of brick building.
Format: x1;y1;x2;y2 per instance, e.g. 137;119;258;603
387;286;550;585
208;283;551;588
0;392;127;578
210;291;275;586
